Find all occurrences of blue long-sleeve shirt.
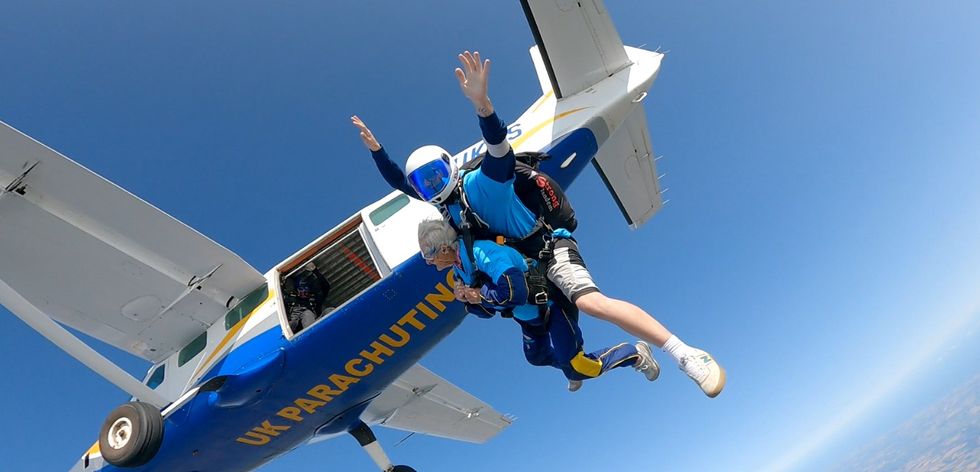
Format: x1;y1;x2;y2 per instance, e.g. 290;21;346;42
371;146;418;197
370;113;538;239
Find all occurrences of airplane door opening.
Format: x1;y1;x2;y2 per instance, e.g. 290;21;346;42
278;217;382;336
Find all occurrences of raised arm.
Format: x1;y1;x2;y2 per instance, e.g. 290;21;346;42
308;264;331;297
351;115;420;198
454;51;515;183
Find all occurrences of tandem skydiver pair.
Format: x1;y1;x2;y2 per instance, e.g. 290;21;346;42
352;50;726;398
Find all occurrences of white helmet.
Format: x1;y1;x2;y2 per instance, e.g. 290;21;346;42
405;145;459;205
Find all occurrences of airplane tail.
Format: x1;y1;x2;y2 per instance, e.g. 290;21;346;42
522;0;665;229
590;106;664;229
521;0;630;100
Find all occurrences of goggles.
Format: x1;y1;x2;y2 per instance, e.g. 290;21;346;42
407;157;452;202
421;245;440;261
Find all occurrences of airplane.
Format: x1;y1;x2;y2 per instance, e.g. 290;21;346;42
0;1;667;471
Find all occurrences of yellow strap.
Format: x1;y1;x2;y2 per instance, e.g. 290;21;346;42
570;351;602;378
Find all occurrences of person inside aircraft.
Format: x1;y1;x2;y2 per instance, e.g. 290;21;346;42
417;218;658;391
352;51;725;397
286;262;332;333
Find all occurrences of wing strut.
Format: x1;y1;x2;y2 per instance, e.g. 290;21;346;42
157;264;225;317
0;278;169;408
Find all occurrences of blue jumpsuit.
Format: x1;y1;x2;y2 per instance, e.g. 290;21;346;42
454;240;639;381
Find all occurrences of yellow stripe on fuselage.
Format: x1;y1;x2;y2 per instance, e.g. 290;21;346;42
530;90;555;114
85;440;100;456
191;289;277;381
76;292;275;465
512;107;589;151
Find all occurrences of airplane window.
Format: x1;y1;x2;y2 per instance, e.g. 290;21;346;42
369;194;410;225
177;332;207;367
225;284;269;330
146;365;165;389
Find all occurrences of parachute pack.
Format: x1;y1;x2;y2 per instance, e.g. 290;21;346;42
455;151;577;247
448;151;574;281
448;152;576;314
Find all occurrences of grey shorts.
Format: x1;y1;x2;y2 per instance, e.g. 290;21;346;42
546;239;600;303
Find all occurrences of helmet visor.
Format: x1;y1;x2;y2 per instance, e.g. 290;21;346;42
407;157;452;202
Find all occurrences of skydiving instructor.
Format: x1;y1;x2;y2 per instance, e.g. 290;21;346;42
351;51;725;398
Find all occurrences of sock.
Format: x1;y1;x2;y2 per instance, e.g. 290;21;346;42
662;335;693;365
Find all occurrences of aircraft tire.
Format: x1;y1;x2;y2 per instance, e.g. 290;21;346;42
98;401;164;468
392;466;417;472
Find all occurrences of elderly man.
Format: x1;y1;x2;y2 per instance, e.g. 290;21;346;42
417;218;659;391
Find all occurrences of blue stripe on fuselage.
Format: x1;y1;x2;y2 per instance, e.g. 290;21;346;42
536;128;599;191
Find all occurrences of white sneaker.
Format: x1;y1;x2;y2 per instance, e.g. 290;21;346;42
633;341;660;381
567;379;583;392
680;349;726;398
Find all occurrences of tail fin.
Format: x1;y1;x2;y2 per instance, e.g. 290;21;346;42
521;0;631;99
521;0;664;229
591;106;664;229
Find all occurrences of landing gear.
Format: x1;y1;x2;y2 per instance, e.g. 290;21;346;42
349;421;417;472
98;401;164;467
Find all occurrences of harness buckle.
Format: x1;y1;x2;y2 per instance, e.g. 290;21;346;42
537;231;555;260
533;291;549;305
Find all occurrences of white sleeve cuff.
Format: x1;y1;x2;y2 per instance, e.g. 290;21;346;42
487;140;512;158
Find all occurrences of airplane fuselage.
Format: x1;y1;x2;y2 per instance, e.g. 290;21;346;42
73;46;663;472
89;264;463;471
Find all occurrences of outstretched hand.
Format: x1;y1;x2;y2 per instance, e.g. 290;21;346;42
351;115;381;152
454;51;494;117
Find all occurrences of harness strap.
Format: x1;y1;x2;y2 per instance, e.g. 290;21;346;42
448;180;480;271
454;171;551;253
524;261;551;307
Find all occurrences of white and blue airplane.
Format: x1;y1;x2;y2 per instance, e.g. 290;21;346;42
0;1;666;470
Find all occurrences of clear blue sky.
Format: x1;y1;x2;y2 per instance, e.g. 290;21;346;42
2;1;979;471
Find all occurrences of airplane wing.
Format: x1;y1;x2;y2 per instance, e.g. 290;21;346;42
521;0;632;99
361;364;514;443
0;121;265;364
